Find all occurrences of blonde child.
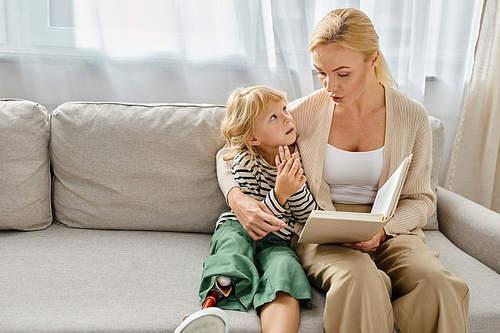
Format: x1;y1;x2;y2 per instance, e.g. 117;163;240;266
175;86;317;333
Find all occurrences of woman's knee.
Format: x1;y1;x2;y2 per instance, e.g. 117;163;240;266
391;249;469;301
416;264;468;296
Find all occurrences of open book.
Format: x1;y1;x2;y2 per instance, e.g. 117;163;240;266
298;155;412;244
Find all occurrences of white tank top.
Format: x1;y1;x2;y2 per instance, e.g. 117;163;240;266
323;144;384;204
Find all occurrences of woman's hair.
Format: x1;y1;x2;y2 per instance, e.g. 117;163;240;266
221;86;287;161
309;8;397;89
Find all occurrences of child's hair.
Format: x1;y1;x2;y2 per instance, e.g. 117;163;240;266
221;86;287;161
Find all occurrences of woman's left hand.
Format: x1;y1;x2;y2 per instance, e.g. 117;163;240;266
341;229;389;253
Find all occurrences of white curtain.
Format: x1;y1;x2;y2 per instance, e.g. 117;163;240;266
445;0;500;213
0;0;481;183
0;0;316;109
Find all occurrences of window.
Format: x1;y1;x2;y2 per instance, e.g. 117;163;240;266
1;0;262;63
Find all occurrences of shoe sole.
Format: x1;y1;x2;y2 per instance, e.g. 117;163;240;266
174;307;228;333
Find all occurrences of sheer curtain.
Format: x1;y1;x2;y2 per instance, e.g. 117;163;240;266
0;0;316;109
446;0;500;213
0;0;481;183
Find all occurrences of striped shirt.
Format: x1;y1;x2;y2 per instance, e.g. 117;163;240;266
216;149;318;241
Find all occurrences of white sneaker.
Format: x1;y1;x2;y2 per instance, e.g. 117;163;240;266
174;307;228;333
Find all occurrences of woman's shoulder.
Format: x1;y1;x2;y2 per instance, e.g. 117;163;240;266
386;87;425;111
288;88;331;113
386;87;428;121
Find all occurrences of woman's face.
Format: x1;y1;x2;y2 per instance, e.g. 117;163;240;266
312;44;377;106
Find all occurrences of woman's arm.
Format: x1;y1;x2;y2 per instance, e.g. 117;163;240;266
216;148;239;199
216;148;286;240
383;107;436;236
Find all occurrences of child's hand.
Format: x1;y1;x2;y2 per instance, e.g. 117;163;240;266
275;145;295;165
274;151;307;206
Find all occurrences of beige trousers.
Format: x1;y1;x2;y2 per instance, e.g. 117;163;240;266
292;234;469;333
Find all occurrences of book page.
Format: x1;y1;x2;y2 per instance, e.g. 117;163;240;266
309;210;385;222
370;155;412;217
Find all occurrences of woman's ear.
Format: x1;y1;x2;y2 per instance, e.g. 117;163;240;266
371;50;380;67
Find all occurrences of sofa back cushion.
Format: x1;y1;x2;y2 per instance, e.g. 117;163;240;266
50;102;444;233
0;99;52;230
51;102;228;233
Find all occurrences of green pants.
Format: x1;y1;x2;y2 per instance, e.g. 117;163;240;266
199;220;311;312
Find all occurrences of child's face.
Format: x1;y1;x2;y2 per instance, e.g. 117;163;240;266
249;99;296;153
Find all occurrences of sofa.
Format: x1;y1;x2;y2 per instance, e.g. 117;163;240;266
1;98;499;333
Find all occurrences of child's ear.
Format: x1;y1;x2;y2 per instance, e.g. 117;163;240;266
247;135;260;147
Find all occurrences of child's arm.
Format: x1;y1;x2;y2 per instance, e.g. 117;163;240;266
275;146;318;225
259;152;305;225
232;154;289;228
287;184;318;226
260;147;309;220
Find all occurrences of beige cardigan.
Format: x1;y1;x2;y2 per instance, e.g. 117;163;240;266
217;87;435;238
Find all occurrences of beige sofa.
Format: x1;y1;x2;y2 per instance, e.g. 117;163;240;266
1;98;499;332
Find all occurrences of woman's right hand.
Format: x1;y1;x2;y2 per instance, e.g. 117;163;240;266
227;186;287;240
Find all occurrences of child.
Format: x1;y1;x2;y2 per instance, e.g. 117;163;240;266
175;86;317;333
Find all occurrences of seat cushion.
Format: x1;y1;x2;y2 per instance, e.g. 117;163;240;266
425;230;500;331
1;225;496;332
0;224;325;333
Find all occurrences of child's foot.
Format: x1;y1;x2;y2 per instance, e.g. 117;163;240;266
174;307;228;333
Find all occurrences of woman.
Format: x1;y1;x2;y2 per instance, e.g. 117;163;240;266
217;8;469;333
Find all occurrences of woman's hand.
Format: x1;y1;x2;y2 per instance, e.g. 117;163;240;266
341;229;390;253
227;186;287;241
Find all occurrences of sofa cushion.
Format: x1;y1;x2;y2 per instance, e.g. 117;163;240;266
424;116;445;230
425;230;500;331
0;224;325;333
0;99;52;231
51;102;228;232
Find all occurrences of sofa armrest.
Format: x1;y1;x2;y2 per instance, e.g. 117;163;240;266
437;186;500;274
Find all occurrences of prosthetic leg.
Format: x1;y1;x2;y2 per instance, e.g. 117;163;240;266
174;276;232;333
202;275;233;309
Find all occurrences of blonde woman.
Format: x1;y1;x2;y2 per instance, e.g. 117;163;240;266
178;86;317;333
218;9;470;333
